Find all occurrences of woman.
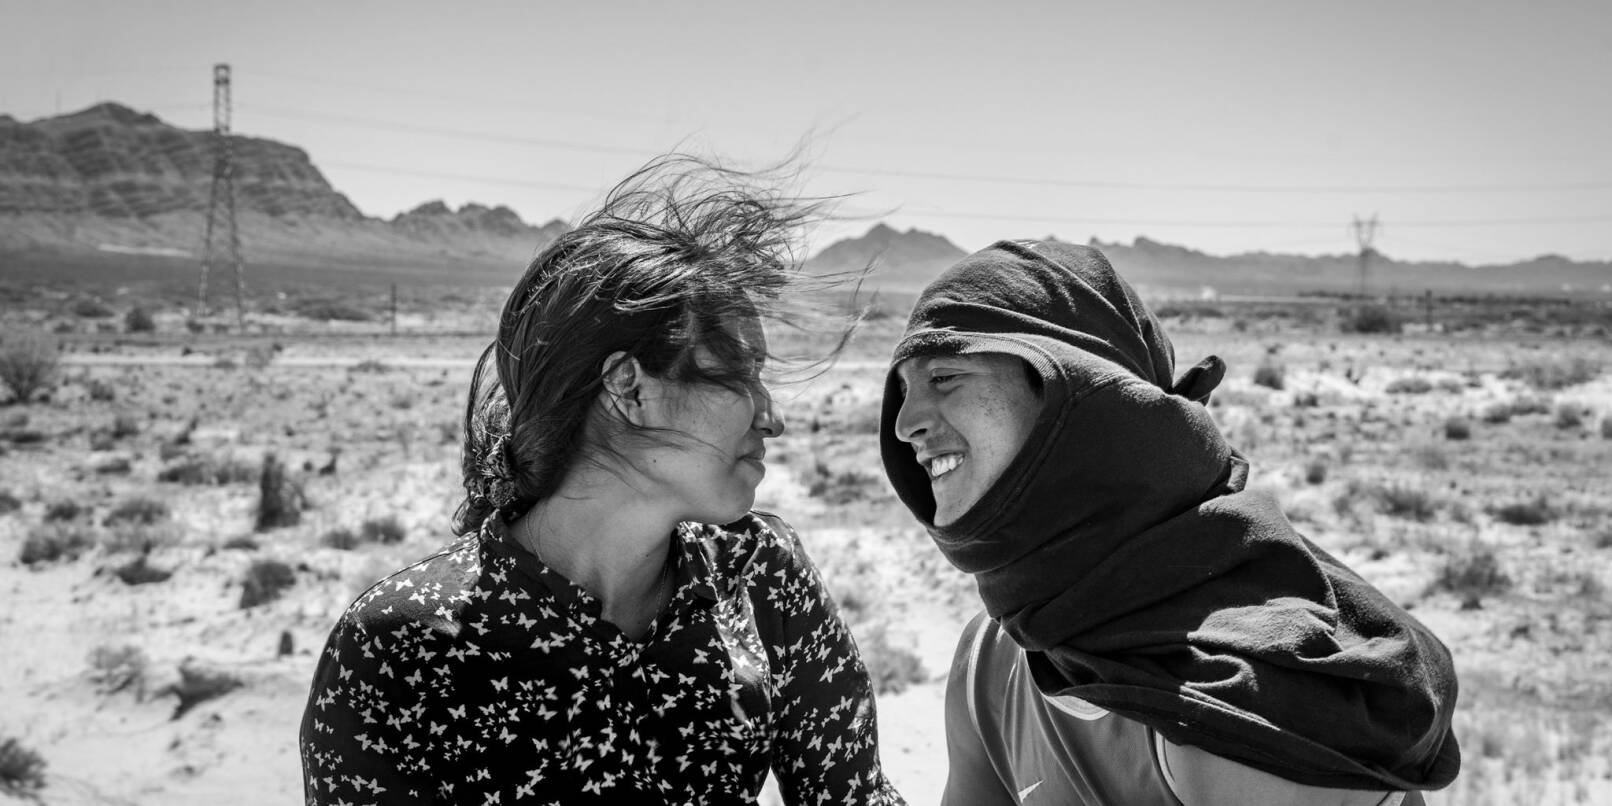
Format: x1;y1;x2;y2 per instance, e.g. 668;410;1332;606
300;157;905;805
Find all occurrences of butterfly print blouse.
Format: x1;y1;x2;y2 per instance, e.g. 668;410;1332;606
300;512;905;805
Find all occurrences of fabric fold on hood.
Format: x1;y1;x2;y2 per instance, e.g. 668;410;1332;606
878;239;1460;791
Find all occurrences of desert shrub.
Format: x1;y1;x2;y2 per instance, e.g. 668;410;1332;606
103;497;169;526
255;453;305;531
1432;544;1511;609
1385;376;1433;395
240;559;296;608
856;624;928;696
1303;459;1327;485
0;736;47;798
71;298;114;318
93;456;132;475
1504;356;1601;391
1495;495;1554;526
1442;417;1472;440
1478;403;1511;424
114;555;174;585
349;359;390;374
221;535;260;551
360;515;407;545
84;377;116;402
19;524;97;565
1291;391;1319;408
0;333;59;404
1552;404;1585;430
165;659;245;719
124;306;156;333
0;490;20;514
157;454;256;485
1;427;48;445
1505;396;1552;417
109;414;140;439
1602;417;1612;440
87;644;149;696
297;300;371;322
1409;444;1449;471
1251;362;1285;391
43;500;83;522
1341;305;1400;334
1376;482;1437;522
321;527;361;551
807;466;885;505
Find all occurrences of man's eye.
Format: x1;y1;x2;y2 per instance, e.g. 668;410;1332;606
930;373;959;385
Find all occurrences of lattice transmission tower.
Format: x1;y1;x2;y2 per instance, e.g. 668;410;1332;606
1350;214;1380;298
197;63;245;329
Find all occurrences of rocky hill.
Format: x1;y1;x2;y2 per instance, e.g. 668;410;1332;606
805;223;967;289
0;103;566;286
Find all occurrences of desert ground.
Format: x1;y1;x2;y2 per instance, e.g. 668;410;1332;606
2;284;1610;805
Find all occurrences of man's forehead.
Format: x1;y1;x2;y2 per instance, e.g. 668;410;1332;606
895;350;1011;374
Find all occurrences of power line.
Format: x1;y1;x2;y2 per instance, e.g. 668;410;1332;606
324;162;598;192
243;104;657;157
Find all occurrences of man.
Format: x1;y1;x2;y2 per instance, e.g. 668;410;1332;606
879;240;1460;804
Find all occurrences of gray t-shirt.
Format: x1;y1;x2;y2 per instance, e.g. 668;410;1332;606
942;613;1420;806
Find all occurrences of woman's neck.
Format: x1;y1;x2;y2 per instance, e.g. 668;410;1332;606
512;470;676;639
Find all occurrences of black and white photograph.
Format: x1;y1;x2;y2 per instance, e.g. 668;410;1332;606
1;1;1609;803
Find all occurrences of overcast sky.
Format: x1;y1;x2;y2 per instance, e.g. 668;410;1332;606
3;0;1609;264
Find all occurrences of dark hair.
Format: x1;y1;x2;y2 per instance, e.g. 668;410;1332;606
454;154;837;534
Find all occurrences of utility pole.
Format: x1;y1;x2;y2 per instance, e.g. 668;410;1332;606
1350;214;1380;299
198;63;245;330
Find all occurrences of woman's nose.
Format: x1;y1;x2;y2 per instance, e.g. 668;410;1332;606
754;385;785;438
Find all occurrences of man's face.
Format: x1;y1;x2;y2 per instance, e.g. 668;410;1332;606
892;352;1041;526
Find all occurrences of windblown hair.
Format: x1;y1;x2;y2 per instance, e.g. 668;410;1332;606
453;154;835;534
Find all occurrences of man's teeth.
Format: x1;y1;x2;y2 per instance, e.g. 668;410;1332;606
928;454;962;479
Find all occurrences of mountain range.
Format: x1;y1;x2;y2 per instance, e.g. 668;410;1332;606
2;103;1608;298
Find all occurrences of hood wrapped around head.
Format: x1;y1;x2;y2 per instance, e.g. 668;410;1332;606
878;239;1459;792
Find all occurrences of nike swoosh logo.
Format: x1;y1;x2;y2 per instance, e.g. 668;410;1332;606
1016;780;1043;801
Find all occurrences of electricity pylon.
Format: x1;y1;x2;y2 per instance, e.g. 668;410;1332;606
198;63;244;329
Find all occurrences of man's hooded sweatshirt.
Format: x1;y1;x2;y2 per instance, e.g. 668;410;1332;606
878;239;1460;791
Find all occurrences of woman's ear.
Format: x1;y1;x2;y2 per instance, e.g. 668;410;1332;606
600;351;644;421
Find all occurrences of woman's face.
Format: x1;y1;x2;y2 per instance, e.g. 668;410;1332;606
635;315;785;525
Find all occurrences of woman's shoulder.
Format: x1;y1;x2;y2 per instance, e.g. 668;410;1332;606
338;534;484;635
686;510;803;569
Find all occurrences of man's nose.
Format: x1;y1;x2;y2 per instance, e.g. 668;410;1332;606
893;391;931;443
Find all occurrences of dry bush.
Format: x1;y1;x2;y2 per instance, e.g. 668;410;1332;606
1443;417;1472;440
113;555;174;585
1432;544;1511;609
165;659;244;719
320;527;361;551
70;298;114;318
0;736;47;799
124;306;156;333
255;453;305;531
1495;495;1554;526
360;515;407;545
0;333;59;404
157;453;257;485
807;465;885;505
103;497;169;527
109;414;140;439
855;624;928;696
1251;361;1285;391
1375;482;1437;522
349;358;390;374
1302;459;1327;485
19;524;97;566
1341;305;1400;334
1385;376;1433;395
0;490;21;514
1553;404;1586;430
42;500;83;522
1602;417;1612;440
1504;356;1601;391
87;644;149;697
240;559;296;608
